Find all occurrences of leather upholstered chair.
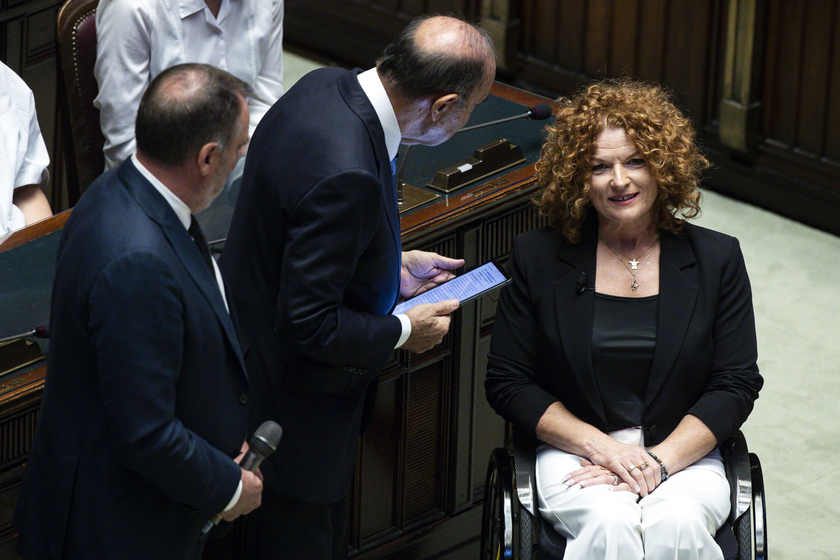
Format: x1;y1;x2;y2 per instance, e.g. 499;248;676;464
56;0;103;207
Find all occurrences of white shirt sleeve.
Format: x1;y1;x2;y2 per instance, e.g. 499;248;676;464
94;0;153;170
394;313;411;349
16;83;50;189
223;480;243;512
247;0;285;136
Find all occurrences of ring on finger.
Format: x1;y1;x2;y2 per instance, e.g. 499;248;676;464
612;474;619;486
638;462;649;471
627;465;637;473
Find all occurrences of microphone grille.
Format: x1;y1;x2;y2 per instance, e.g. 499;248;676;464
252;420;283;453
529;103;553;120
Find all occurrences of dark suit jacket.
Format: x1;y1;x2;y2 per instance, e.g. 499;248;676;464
14;160;250;560
220;67;403;503
485;222;763;447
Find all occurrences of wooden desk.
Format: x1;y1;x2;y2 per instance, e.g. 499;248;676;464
0;211;68;557
0;83;552;559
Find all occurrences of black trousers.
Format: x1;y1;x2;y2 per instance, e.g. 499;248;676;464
243;486;349;560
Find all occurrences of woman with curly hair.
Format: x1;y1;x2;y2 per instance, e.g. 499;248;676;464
485;79;763;560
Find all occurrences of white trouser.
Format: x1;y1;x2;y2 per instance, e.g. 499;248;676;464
535;427;730;560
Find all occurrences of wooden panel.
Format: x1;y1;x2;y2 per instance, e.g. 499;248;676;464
636;0;668;81
584;0;611;77
0;406;38;470
374;0;400;12
761;0;805;148
402;0;425;13
557;0;586;71
527;0;558;62
516;0;716;126
355;375;401;547
662;0;714;120
827;4;840;162
285;0;479;71
733;0;840;235
796;0;834;157
470;332;504;500
0;473;24;550
609;0;640;77
481;201;545;263
403;360;448;522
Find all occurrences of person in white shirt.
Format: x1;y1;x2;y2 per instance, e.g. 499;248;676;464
94;0;284;171
0;61;53;235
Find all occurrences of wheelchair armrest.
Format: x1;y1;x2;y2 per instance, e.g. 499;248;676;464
511;431;539;517
721;430;753;525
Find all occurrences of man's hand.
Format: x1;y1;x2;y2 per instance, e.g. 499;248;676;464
220;469;263;521
220;440;264;521
401;299;459;353
400;250;464;298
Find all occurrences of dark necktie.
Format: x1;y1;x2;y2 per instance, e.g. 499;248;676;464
188;216;215;275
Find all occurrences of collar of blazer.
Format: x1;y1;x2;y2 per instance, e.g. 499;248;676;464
117;160;247;376
551;219;699;425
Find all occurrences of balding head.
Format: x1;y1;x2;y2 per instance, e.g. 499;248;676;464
377;15;495;104
136;63;252;167
413;16;493;62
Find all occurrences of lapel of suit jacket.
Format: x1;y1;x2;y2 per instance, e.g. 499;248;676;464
117;161;247;376
338;69;402;309
552;223;608;424
645;229;698;406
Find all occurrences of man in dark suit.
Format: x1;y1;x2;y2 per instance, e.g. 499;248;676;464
14;63;263;560
220;15;496;560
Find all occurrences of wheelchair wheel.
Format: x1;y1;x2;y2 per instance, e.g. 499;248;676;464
481;448;515;560
750;453;767;560
518;500;535;560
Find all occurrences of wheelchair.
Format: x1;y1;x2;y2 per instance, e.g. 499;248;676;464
480;428;766;560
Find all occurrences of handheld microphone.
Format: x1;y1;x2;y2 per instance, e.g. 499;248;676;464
457;103;553;133
201;420;282;533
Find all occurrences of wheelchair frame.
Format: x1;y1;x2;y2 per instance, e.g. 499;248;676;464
480;430;767;560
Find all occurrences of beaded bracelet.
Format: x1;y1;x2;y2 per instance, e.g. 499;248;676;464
645;451;669;482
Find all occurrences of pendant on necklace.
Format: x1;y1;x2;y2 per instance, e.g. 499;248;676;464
629;258;640;270
631;279;639;291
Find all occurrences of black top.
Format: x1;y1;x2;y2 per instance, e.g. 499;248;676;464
592;292;658;430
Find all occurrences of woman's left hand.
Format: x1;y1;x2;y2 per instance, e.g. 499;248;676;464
564;458;660;494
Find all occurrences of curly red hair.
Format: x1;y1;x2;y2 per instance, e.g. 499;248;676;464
535;79;708;243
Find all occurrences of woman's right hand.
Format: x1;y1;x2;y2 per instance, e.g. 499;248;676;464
535;403;659;496
566;439;660;496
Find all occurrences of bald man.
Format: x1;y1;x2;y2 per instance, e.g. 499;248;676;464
220;14;496;560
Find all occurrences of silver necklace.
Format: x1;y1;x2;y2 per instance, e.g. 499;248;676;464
600;237;658;291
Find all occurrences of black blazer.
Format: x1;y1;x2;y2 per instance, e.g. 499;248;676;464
221;67;403;503
485;222;763;447
14;160;250;559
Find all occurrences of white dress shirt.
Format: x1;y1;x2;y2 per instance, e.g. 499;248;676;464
131;154;229;312
356;68;412;348
95;0;284;170
0;62;50;235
